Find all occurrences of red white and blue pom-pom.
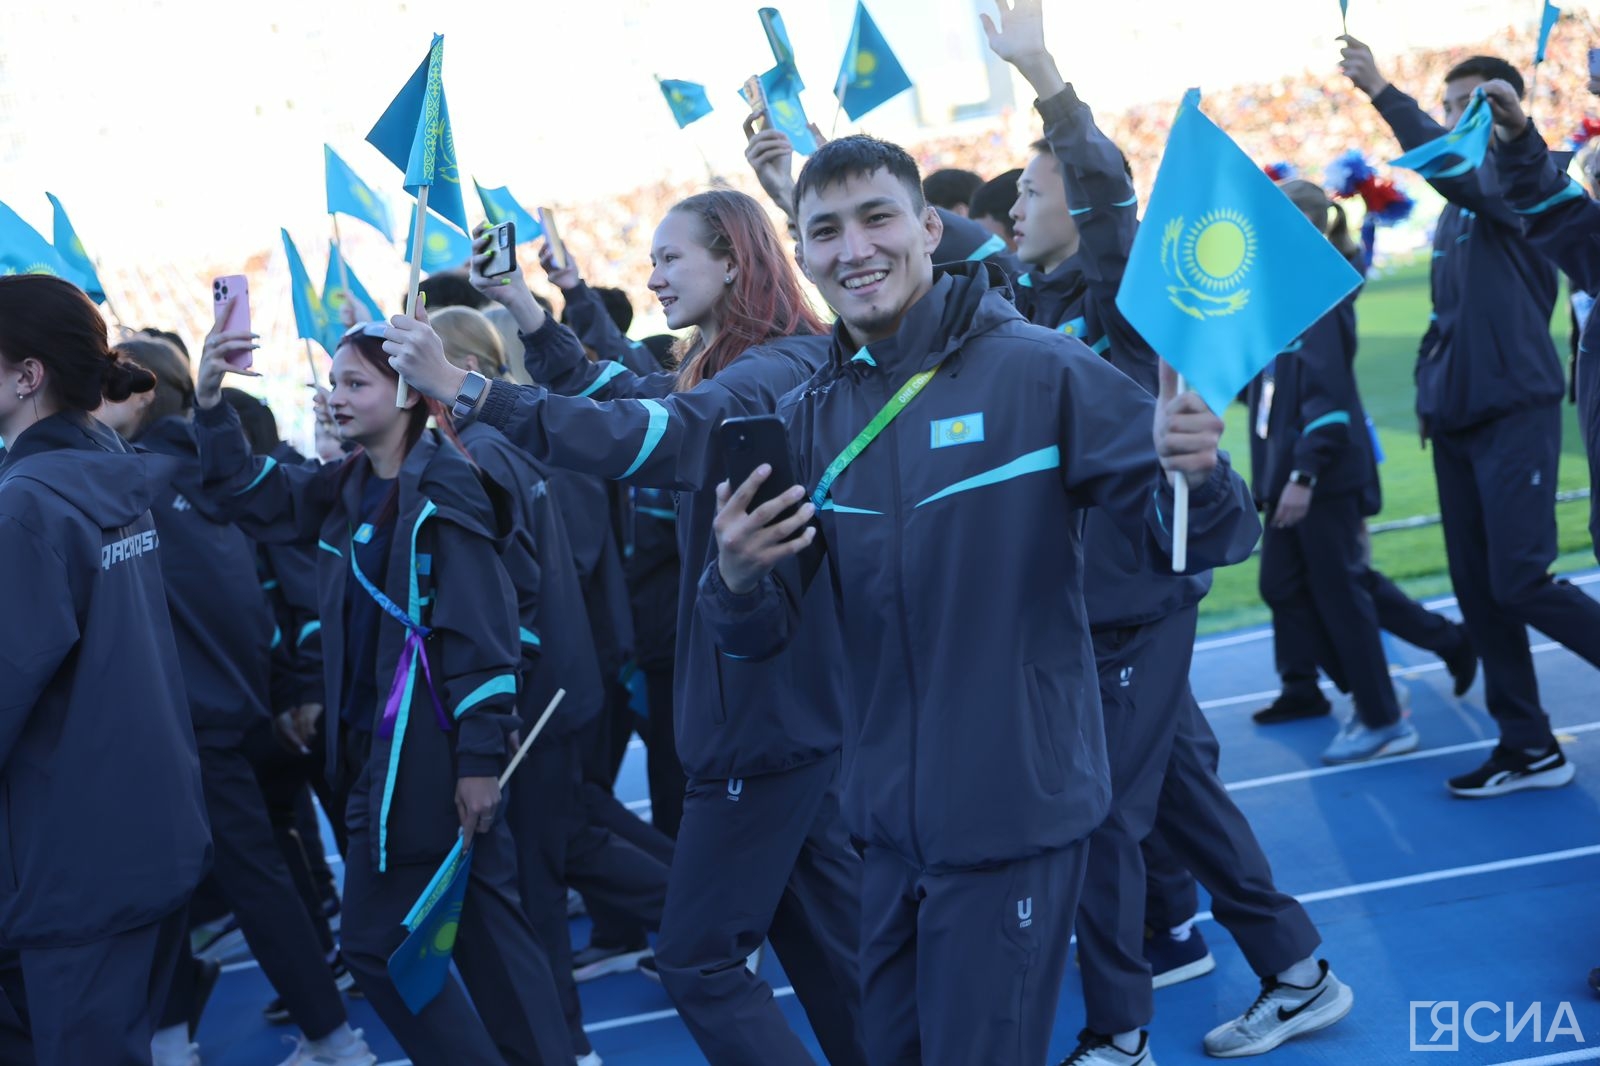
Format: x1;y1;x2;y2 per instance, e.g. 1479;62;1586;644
1567;116;1600;149
1325;149;1415;225
1262;161;1299;182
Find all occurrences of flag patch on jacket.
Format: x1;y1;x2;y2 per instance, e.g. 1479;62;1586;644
930;413;984;449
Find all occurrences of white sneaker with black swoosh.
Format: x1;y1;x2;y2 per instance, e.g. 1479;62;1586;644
1448;742;1575;798
1202;960;1352;1057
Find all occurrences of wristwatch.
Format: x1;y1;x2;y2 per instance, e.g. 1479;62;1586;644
452;371;489;421
1288;469;1317;489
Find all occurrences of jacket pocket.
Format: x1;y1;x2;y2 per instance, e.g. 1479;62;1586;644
1023;662;1067;795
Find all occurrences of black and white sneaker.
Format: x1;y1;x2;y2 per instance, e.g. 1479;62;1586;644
1203;960;1352;1057
1448;742;1575;798
1057;1029;1155;1065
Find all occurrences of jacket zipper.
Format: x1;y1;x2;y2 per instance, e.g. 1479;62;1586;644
884;398;927;867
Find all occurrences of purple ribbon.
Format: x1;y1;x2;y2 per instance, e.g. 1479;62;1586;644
378;628;451;739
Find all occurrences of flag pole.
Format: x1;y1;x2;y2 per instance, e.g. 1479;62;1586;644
97;270;128;333
499;689;565;789
1171;374;1190;573
398;187;429;407
304;339;321;388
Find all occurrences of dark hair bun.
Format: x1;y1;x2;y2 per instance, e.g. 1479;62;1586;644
102;357;156;403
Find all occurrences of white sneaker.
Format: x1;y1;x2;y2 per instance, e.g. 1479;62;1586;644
1202;960;1353;1057
1057;1030;1156;1065
276;1028;377;1066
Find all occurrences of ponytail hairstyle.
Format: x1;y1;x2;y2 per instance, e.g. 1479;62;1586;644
112;336;195;439
1278;179;1364;270
669;189;826;392
0;275;154;409
335;328;473;528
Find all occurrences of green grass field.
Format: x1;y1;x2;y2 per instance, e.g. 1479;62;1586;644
1196;258;1595;635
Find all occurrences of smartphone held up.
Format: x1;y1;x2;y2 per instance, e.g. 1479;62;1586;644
211;274;254;371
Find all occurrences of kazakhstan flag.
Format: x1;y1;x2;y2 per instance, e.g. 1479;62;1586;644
1116;90;1362;417
0;198;77;283
1390;88;1492;179
755;66;818;155
44;193;106;303
759;8;802;89
366;35;469;235
835;1;912;121
281;229;331;347
388;838;474;1014
473;181;544;243
325;146;394;240
658;78;713;129
321;243;383;352
405;207;475;273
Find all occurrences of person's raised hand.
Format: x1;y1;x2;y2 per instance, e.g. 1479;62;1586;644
980;0;1065;99
467;223;549;335
711;466;816;595
744;124;799;222
1338;35;1390;98
1153;360;1223;491
382;297;463;404
537;241;582;291
335;289;371;328
1481;79;1530;140
196;293;260;409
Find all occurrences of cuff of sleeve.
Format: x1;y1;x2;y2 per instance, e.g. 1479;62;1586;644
1186;457;1233;508
477;379;519;430
1034;84;1084;126
456;755;502;779
700;557;768;616
1500;118;1547;163
195;401;237;427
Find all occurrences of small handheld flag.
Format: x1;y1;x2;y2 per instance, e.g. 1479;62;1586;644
473;181;544;243
1117;90;1362;569
657;77;714;129
1339;0;1349;35
322;243;383;352
835;1;913;121
325;146;394;240
0;198;84;289
386;690;565;1014
44;194;105;303
759;8;802;88
281;230;331;348
1389;88;1492;179
750;69;818;155
1536;0;1561;64
404;209;475;274
366;34;468;235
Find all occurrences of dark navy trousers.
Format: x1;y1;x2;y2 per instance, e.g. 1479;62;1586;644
860;840;1087;1065
507;733;669;1056
160;742;346;1040
654;752;868;1066
1081;607;1319;1034
340;791;574;1065
2;908;185;1065
1432;403;1600;748
1259;491;1402;728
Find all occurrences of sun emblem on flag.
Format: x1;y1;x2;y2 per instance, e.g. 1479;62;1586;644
426;232;449;255
1160;209;1256;320
772;97;800;125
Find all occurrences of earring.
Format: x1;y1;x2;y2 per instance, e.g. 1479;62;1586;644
724;274;733;285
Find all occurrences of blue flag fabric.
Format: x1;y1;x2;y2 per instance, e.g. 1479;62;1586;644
753;66;819;155
1116;90;1363;417
281;229;331;347
1536;0;1561;64
325;146;395;240
1389;88;1493;179
0;198;80;284
366;35;469;234
44;193;105;303
473;181;543;243
835;2;913;121
321;243;383;352
759;9;803;89
388;839;473;1014
405;208;475;273
658;78;714;128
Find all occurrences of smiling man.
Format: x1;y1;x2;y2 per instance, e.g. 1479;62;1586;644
698;133;1261;1065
